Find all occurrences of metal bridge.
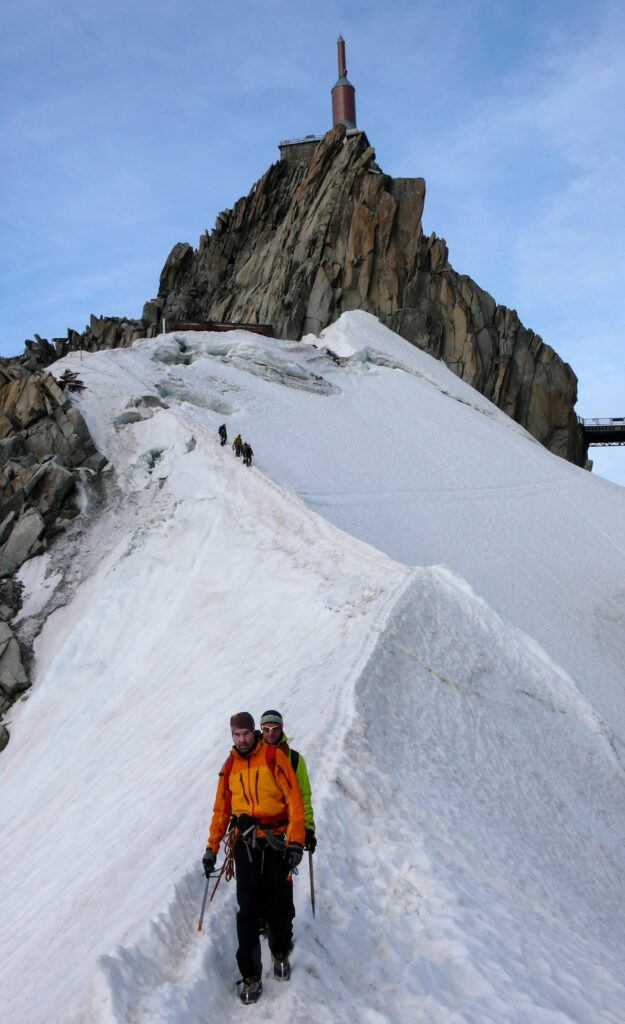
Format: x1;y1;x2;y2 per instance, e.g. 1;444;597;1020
579;418;625;446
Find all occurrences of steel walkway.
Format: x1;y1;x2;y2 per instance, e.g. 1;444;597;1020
579;418;625;446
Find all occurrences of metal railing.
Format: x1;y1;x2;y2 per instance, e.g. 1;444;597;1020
579;417;625;427
578;417;625;447
278;134;324;148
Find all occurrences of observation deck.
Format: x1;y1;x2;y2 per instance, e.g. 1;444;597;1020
579;418;625;446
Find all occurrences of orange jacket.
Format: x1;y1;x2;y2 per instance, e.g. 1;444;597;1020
207;739;305;853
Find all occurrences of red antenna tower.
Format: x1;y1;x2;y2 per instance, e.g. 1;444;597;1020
331;35;357;129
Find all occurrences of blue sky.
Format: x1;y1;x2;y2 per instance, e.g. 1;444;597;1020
1;0;624;482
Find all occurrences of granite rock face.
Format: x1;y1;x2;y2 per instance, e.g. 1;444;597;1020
18;126;584;463
0;362;107;736
0;365;105;574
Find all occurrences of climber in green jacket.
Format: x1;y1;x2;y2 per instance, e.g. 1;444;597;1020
260;709;316;850
256;708;316;941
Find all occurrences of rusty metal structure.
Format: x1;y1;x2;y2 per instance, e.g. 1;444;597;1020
331;35;357;129
162;319;274;338
279;36;359;164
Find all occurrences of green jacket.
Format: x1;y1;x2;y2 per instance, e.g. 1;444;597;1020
279;733;315;831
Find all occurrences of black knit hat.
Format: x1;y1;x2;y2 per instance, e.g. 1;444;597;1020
230;711;255;731
260;709;283;728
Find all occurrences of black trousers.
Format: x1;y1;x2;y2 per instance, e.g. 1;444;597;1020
233;838;294;978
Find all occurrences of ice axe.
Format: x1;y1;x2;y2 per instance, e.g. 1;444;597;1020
197;864;227;931
197;843;236;931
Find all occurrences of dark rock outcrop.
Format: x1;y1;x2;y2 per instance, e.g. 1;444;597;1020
0;363;107;735
19;315;151;370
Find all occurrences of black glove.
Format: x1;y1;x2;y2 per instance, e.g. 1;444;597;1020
286;843;304;869
305;828;317;854
202;849;217;877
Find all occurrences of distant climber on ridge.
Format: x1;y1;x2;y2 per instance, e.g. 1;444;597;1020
218;424;227;446
242;442;253;467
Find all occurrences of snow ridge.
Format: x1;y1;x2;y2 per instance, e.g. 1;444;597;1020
2;312;625;1023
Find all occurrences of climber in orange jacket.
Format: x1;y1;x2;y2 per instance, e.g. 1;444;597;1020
202;712;305;1004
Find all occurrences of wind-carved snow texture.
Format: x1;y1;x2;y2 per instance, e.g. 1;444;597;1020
14;387;189;665
319;569;625;1023
2;311;625;1023
13;467;183;680
153;333;339;395
13;469;115;674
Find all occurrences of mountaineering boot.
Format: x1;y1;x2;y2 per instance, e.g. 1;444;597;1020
273;953;291;981
238;976;262;1004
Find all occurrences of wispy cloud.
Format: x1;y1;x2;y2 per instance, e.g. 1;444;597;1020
395;3;625;415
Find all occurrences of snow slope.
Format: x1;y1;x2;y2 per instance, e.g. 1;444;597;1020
1;313;624;1023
